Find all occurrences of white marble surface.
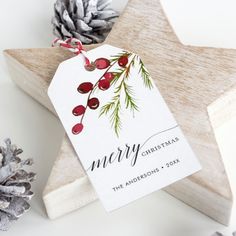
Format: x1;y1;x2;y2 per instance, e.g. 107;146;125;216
0;0;236;235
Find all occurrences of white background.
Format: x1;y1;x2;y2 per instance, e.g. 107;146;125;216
0;0;236;235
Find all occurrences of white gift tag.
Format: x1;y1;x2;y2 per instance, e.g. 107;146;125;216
48;44;201;211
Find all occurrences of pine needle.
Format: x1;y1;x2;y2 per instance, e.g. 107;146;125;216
138;58;153;89
110;99;122;137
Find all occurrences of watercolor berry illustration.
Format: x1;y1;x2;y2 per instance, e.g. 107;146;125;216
72;51;153;137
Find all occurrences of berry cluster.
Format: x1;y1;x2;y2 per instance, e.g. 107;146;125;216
72;55;129;135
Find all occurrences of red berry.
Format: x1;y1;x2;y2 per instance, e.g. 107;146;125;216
104;72;114;82
72;105;86;116
72;123;83;135
118;56;128;67
94;58;110;69
88;97;100;110
98;79;110;91
77;82;93;94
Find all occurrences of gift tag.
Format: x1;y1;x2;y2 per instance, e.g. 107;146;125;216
48;44;201;211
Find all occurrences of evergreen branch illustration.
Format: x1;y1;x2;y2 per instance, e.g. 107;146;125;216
81;51;131;125
100;100;116;116
110;98;121;137
138;58;153;89
110;69;123;86
110;53;133;86
124;55;135;79
123;82;139;111
100;55;138;136
73;51;153;137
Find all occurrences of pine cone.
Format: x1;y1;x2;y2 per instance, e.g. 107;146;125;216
212;232;236;236
52;0;119;44
0;139;36;231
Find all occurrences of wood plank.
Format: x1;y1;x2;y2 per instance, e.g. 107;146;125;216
4;0;235;224
43;137;96;219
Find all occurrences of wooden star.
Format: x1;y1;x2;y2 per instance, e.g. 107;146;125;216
4;0;236;225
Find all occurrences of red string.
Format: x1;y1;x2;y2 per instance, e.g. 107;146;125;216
52;38;91;66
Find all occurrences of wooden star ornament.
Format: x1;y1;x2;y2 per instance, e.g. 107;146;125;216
4;0;236;225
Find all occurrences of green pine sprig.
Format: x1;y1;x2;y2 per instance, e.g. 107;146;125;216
123;82;138;111
110;99;122;137
110;69;124;86
99;53;152;137
100;94;122;137
138;58;153;89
